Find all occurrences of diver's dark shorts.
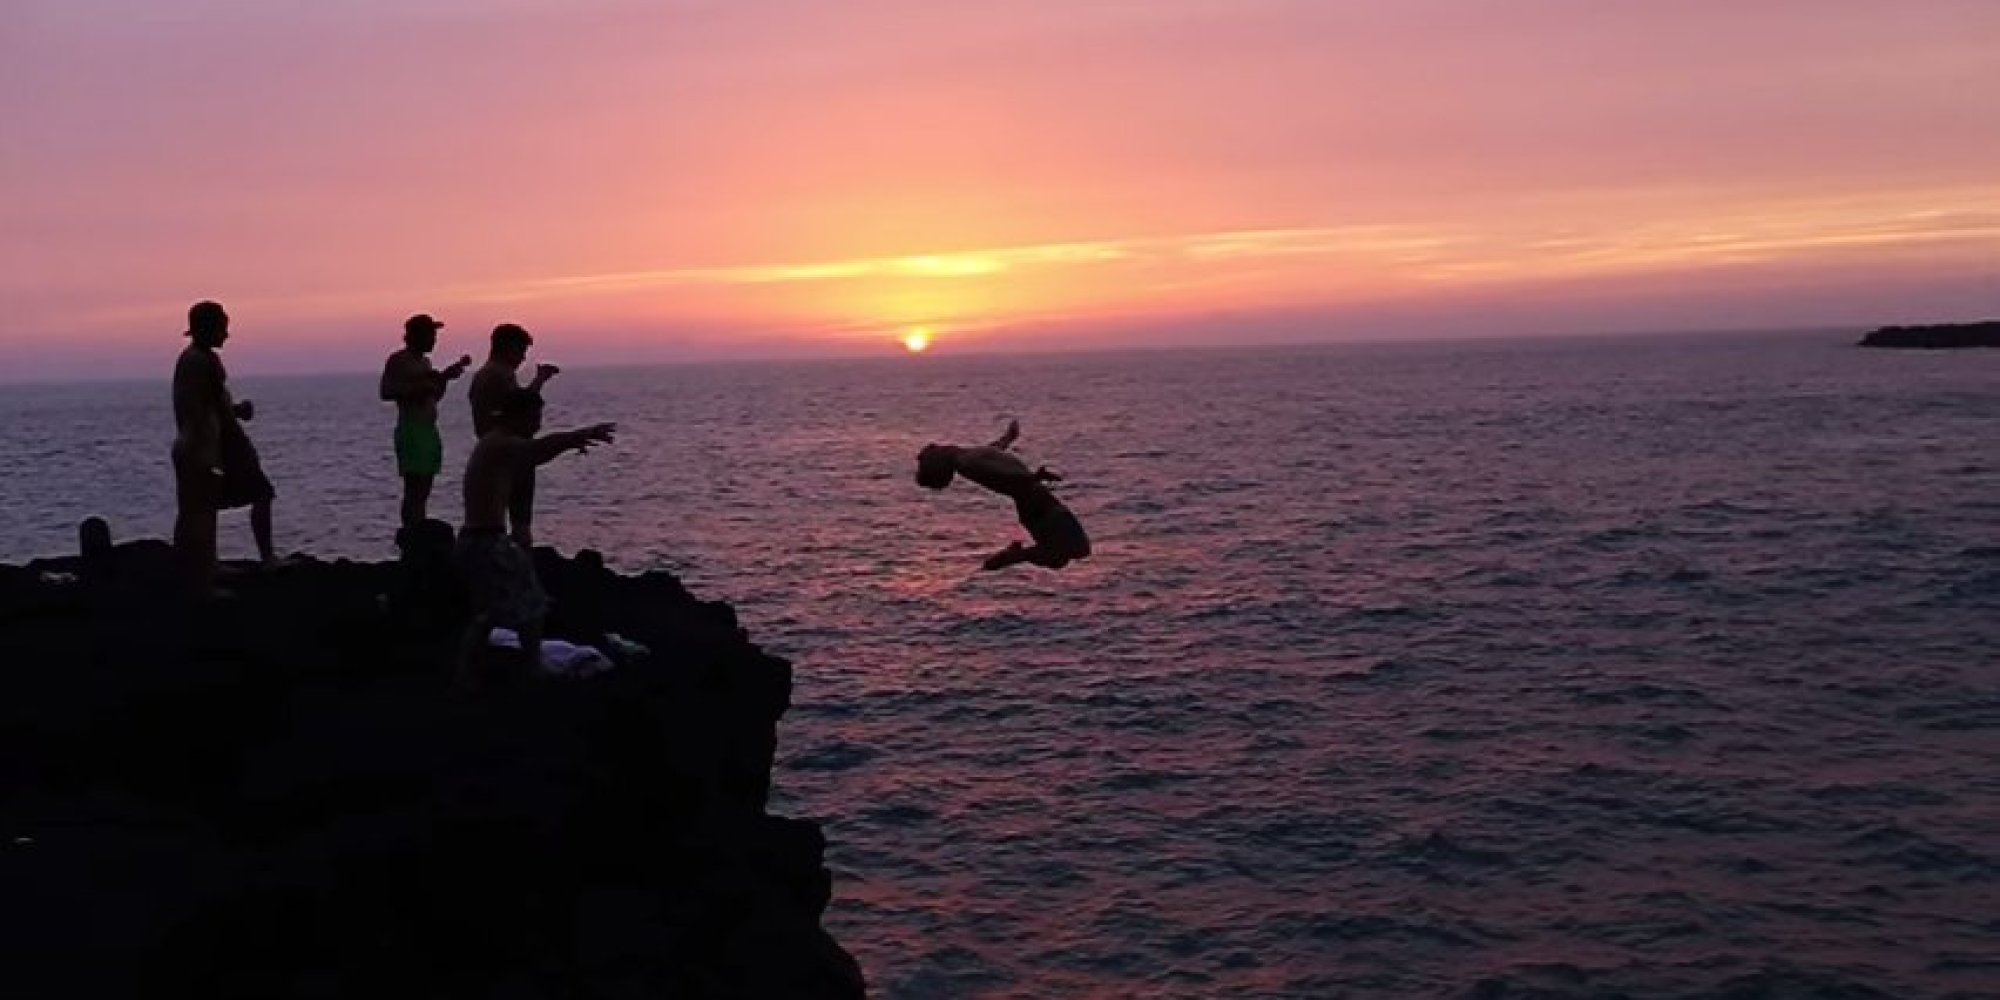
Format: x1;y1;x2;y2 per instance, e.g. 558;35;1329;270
1026;502;1091;561
457;528;548;629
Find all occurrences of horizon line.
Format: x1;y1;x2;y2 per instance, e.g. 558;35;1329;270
0;322;1879;390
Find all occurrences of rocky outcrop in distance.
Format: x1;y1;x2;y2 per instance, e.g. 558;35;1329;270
0;530;865;999
1857;321;2000;349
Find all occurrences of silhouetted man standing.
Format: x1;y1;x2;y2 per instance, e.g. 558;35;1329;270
172;301;277;595
380;313;471;530
467;324;558;546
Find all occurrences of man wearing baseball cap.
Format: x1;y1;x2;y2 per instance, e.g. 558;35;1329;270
173;300;281;594
379;313;471;532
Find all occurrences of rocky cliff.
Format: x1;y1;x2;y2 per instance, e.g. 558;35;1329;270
0;534;865;999
1857;320;2000;349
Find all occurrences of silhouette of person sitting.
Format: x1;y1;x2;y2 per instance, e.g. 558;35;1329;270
456;388;614;683
916;419;1091;571
380;313;471;531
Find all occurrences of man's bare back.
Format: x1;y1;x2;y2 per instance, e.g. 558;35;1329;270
954;446;1058;508
461;415;617;533
468;362;517;438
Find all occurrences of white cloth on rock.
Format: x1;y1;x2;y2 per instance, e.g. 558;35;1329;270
486;628;616;677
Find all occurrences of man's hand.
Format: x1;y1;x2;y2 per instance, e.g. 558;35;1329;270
576;422;616;452
533;363;561;387
233;400;255;422
445;355;473;379
531;422;616;466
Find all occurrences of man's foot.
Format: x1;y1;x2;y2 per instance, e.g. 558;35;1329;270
982;541;1027;572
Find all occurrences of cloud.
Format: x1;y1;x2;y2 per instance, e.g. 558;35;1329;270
39;183;2000;344
458;184;2000;303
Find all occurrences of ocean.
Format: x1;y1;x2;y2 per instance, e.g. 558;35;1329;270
3;331;1997;998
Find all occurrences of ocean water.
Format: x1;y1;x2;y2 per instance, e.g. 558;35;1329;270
3;331;1998;999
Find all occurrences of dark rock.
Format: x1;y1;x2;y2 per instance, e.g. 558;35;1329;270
391;518;467;626
78;517;113;564
0;541;865;999
1857;320;2000;349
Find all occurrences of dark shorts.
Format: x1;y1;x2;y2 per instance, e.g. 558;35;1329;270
457;529;548;629
1025;501;1091;561
217;424;275;510
171;444;218;512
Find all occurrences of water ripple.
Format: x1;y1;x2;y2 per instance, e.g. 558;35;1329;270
5;335;1998;998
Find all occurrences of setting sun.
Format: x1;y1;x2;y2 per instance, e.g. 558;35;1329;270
901;328;933;353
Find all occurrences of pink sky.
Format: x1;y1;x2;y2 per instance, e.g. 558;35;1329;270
3;0;1997;378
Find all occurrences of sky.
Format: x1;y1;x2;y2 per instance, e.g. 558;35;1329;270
3;0;1997;378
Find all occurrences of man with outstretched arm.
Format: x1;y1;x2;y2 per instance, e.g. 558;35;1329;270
456;388;615;686
915;419;1092;571
379;313;471;530
467;323;559;546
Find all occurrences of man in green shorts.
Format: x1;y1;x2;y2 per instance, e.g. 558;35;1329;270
380;314;472;532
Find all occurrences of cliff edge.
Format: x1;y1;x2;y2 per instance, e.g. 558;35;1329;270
0;537;865;999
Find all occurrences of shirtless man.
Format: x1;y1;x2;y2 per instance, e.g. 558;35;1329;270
467;323;559;546
915;419;1092;571
457;388;614;683
171;301;277;593
379;313;471;530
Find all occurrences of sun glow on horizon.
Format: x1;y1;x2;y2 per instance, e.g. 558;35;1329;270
902;327;934;353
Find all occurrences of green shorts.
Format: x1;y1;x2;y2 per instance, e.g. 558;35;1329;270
394;421;444;477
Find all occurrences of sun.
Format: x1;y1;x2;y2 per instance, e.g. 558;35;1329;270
901;327;933;353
